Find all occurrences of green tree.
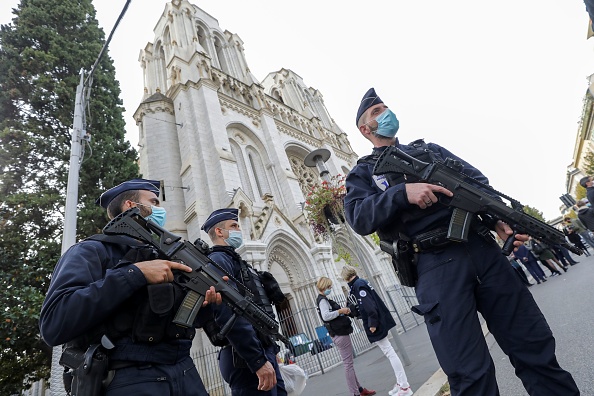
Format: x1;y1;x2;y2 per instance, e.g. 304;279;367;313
0;0;139;392
575;150;594;200
523;205;546;222
575;185;586;202
583;151;594;177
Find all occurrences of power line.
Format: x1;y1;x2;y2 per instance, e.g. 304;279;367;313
84;0;132;87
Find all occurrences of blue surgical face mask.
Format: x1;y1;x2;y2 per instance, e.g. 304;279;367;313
324;289;332;296
374;109;399;138
146;206;167;227
224;230;243;249
132;202;167;227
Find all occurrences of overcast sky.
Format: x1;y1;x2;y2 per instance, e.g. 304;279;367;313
3;0;594;220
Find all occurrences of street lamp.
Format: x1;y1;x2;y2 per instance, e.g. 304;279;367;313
303;149;410;365
304;148;332;182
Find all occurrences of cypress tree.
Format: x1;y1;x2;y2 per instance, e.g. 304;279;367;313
0;0;139;392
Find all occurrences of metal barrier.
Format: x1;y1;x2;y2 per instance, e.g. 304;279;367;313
191;285;423;395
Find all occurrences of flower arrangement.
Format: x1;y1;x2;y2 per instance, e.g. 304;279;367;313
304;174;346;239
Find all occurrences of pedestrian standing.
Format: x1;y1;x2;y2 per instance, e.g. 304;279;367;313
341;266;413;396
316;276;376;396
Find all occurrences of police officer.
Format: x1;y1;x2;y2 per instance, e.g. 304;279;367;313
344;88;579;395
40;179;222;395
340;266;412;396
202;208;286;396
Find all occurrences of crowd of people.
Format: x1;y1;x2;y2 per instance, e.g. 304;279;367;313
506;175;594;288
39;86;589;396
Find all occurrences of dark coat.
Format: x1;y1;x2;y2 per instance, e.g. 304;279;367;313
208;249;271;372
347;276;395;343
39;237;196;364
344;141;489;239
577;207;594;231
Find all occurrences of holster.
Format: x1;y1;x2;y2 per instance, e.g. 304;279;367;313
60;344;109;396
380;239;418;287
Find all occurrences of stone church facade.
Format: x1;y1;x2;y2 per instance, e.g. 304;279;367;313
133;0;400;361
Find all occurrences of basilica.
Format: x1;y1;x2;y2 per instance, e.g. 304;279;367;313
134;0;400;362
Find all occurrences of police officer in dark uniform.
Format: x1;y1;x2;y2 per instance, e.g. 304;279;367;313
40;179;222;395
202;208;286;396
344;88;579;396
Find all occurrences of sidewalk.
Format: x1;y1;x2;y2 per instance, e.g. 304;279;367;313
303;322;444;396
304;254;590;396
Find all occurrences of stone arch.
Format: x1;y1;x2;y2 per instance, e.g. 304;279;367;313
246;145;272;198
195;22;210;56
271;88;284;104
265;229;331;339
265;229;316;286
163;26;172;57
285;143;321;196
153;40;168;93
226;122;281;204
331;229;375;279
229;140;254;200
212;32;230;74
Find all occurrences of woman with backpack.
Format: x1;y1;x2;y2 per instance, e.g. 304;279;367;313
316;277;376;396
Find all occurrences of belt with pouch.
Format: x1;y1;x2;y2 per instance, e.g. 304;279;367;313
411;227;451;253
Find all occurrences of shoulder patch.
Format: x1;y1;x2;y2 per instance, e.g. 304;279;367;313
359;290;367;298
372;175;388;191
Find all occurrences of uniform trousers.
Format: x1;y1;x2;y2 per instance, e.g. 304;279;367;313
332;334;362;395
105;355;207;396
413;233;579;396
219;344;287;396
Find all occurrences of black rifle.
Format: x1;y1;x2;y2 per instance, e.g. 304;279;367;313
373;146;582;256
103;208;289;346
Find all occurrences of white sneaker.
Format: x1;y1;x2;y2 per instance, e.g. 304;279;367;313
388;387;413;396
388;384;399;395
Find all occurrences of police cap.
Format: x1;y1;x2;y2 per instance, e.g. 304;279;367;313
356;87;383;126
201;208;239;233
95;178;160;209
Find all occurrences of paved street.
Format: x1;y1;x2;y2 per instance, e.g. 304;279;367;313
492;255;594;395
305;254;594;395
304;319;440;395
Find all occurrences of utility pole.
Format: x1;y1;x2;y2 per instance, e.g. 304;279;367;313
50;2;132;394
49;70;91;395
61;70;90;254
304;149;411;365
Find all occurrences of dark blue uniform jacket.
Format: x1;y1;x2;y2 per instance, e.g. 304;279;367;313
208;249;269;373
344;141;490;239
348;276;396;343
39;238;192;363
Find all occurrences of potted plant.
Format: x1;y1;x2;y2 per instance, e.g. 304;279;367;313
304;174;346;239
